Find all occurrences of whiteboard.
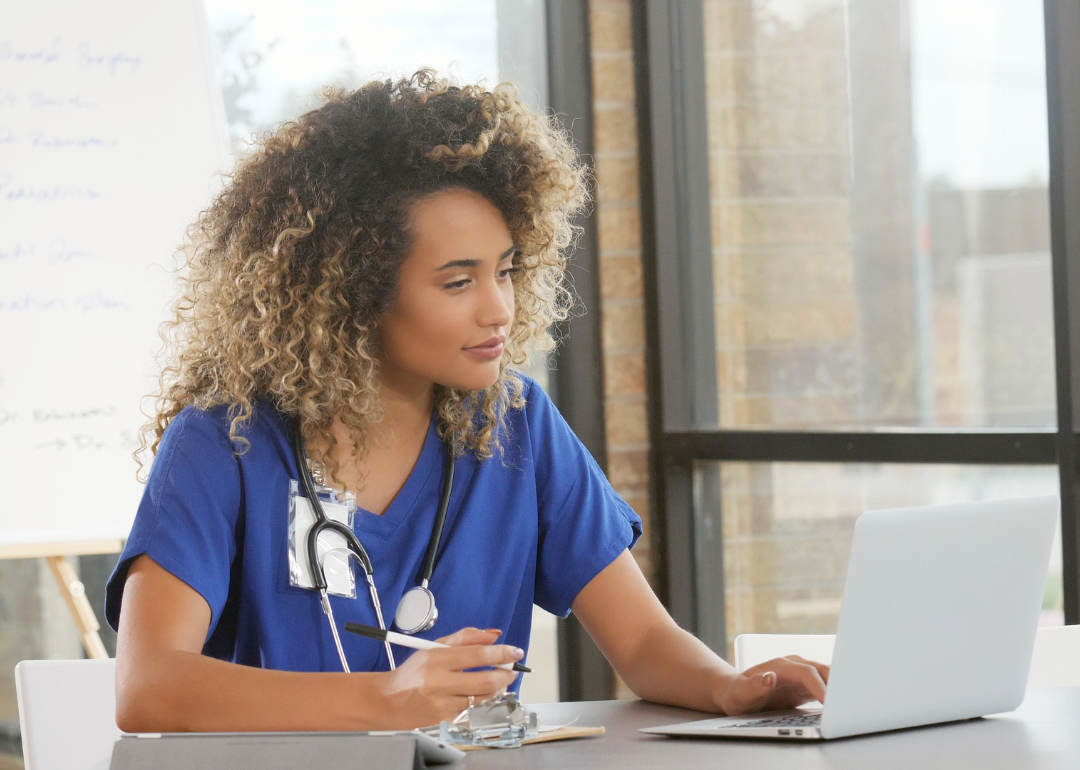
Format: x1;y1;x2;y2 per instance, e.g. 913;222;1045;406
0;0;230;545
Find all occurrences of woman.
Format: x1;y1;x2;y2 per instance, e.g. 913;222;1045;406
107;71;828;732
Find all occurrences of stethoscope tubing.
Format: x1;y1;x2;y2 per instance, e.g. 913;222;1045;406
290;414;454;638
419;449;455;587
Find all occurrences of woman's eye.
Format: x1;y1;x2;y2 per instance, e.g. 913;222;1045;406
444;267;518;289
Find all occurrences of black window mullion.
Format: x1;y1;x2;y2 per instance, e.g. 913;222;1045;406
662;430;1059;466
1045;0;1080;625
632;0;718;634
546;0;619;701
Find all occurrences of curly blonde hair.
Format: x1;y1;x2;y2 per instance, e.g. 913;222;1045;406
136;70;589;491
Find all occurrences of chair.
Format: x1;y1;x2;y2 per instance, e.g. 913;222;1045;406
734;627;1080;687
1027;625;1080;687
14;658;121;770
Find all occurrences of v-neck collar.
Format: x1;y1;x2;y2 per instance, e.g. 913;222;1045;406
352;413;443;540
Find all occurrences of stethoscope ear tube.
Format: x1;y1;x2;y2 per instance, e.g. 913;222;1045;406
291;416;374;585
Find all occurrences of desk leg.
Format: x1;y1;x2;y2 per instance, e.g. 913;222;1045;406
45;555;109;660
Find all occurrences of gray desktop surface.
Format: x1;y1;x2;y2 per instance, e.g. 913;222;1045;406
464;688;1080;769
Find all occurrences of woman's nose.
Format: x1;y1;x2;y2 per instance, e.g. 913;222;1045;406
479;279;513;328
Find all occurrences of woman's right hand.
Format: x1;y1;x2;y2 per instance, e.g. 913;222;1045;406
375;627;524;728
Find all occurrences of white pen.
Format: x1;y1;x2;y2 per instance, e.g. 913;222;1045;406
344;622;531;673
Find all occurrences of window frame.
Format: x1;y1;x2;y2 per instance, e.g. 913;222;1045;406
630;0;1080;648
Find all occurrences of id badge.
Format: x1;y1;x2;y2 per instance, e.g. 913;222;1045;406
287;479;358;598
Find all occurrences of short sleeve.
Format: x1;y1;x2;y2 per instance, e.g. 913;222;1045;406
105;406;243;641
526;380;643;617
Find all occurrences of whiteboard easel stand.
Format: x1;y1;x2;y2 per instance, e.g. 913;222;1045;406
0;539;124;659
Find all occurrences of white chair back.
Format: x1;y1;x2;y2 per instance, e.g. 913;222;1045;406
1028;625;1080;687
734;627;1080;687
14;658;121;770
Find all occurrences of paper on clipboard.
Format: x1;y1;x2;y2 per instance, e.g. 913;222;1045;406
455;725;606;751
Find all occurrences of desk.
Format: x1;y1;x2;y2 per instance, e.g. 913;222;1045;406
465;688;1080;769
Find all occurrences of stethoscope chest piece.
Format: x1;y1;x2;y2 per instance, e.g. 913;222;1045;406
394;584;438;634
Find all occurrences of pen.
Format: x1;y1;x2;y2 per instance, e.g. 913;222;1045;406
343;622;532;673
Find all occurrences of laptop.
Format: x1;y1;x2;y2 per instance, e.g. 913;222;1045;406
641;495;1058;741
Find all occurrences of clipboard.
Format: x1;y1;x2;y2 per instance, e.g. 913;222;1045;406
456;725;606;751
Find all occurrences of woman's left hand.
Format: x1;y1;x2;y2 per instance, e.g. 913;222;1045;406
714;656;829;716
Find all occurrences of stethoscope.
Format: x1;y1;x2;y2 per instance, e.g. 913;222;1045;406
290;416;455;672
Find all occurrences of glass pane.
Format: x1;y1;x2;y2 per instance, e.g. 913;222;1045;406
693;462;1064;658
203;0;548;155
702;0;1055;429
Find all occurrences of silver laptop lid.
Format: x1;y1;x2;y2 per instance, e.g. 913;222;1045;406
821;495;1057;739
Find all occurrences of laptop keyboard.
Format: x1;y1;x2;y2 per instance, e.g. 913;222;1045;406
732;713;822;729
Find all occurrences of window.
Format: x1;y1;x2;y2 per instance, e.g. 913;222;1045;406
634;0;1079;651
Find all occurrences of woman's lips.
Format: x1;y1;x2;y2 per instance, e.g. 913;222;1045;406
463;337;505;361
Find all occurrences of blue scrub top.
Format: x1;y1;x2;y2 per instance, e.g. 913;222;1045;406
105;375;641;689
